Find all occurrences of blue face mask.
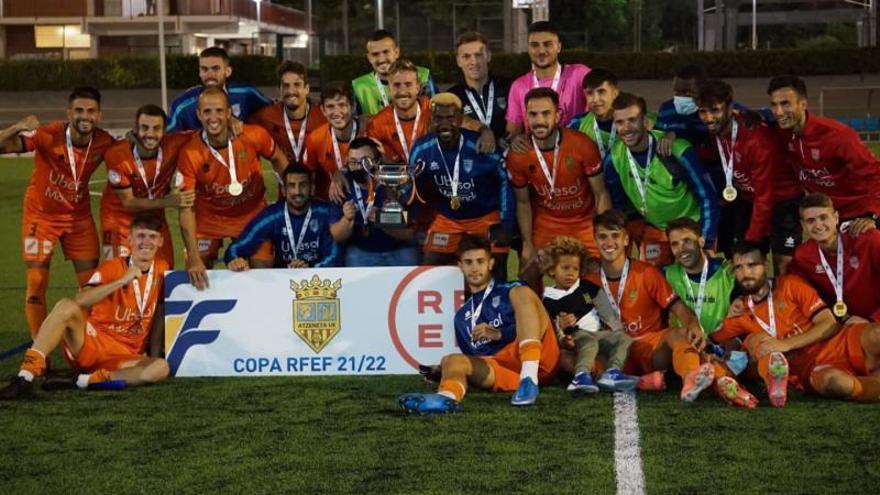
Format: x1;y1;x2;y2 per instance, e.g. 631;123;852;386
725;350;749;376
673;95;698;115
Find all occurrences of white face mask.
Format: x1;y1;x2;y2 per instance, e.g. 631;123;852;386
673;95;698;115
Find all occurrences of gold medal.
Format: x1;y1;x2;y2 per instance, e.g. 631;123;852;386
833;301;848;318
228;182;243;196
722;185;738;202
450;195;461;211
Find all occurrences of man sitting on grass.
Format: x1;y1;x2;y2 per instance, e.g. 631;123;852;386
399;235;559;414
0;214;171;400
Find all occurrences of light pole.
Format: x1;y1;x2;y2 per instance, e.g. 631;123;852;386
751;0;757;50
157;0;168;111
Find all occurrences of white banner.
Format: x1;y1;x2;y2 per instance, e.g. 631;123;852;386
164;266;466;376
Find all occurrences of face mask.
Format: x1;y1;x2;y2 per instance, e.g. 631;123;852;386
726;351;749;376
350;169;369;184
673;95;698;115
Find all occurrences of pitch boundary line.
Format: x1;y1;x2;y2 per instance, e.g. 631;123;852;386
613;391;646;495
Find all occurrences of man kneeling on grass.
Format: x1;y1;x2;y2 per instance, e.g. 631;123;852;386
0;214;170;399
399;235;559;414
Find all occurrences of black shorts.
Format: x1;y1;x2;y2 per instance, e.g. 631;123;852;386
769;197;802;256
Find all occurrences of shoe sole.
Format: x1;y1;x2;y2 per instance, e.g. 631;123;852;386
717;377;758;409
681;364;715;402
767;352;789;408
567;384;599;395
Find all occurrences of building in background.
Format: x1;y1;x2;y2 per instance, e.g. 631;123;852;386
0;0;312;60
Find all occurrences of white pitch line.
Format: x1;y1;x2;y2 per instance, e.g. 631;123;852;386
613;391;646;495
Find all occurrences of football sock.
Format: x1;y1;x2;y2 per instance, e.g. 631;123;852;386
671;340;700;378
24;268;49;338
711;362;729;380
438;380;466;402
849;377;880;402
75;268;95;287
18;348;47;382
77;369;112;389
518;339;541;382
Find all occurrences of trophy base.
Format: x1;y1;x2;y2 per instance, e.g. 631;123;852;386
377;210;407;228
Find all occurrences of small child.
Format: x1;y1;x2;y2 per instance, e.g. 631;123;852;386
540;236;638;394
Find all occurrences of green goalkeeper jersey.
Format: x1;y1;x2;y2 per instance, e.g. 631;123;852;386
351;67;436;116
664;257;735;335
604;129;720;244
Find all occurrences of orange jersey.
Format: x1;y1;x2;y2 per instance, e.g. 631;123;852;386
366;97;432;163
247;101;325;163
584;259;679;339
177;125;274;237
713;275;827;345
304;122;364;199
85;257;169;355
21;122;116;220
505;128;603;221
100;131;194;230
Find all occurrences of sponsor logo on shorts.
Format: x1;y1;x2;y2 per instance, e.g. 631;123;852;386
431;233;450;247
784;236;795;248
87;272;102;285
198;239;212;252
24;237;38;255
102;245;115;261
42;240;53;255
645;243;661;260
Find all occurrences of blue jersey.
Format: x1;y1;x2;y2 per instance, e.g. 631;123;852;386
454;280;522;357
409;129;513;225
328;176;414;253
167;82;271;133
225;200;341;268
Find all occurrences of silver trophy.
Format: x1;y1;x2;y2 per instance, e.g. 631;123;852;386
361;158;424;228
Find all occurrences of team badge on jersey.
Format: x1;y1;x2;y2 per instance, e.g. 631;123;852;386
291;275;342;353
310;219;320;233
463;159;474;173
491;296;501;308
231;103;242;117
811;148;820;160
497;96;507;110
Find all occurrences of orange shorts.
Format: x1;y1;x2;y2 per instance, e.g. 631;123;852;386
63;322;143;373
483;322;560;392
625;218;673;267
198;237;274;263
623;329;670;375
424;211;507;254
21;211;100;263
805;323;869;389
532;215;599;258
101;221;175;268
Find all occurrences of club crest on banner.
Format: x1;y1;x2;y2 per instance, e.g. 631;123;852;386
291;275;343;353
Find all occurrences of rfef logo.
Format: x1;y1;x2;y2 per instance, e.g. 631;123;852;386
164;271;237;375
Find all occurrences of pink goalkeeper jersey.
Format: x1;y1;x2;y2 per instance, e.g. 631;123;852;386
506;63;591;130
